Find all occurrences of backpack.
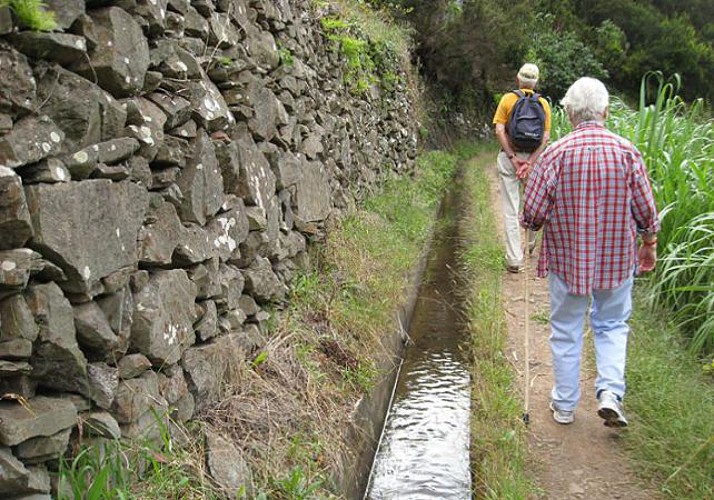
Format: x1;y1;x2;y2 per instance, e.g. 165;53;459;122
507;90;546;152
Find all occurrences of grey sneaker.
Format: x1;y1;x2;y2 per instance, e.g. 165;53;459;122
598;390;628;428
506;263;524;274
549;401;574;424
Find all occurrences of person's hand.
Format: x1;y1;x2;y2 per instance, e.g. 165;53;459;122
516;159;531;180
638;242;657;272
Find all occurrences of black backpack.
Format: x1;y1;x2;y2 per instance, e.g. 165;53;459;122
507;90;546;152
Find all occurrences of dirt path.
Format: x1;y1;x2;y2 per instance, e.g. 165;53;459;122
485;165;659;499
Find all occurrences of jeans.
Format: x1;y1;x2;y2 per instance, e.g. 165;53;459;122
497;151;536;267
549;271;633;411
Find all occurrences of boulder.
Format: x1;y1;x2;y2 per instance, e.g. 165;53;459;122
0;116;64;169
26;283;88;395
73;7;150;97
0;167;33;250
174;130;224;225
0;46;35;115
0;396;77;447
35;65;126;153
205;429;254;498
24;180;149;295
131;270;197;366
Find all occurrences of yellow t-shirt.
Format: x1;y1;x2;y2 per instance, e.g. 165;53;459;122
492;89;552;131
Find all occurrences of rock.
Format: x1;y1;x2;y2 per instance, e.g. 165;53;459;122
186;75;235;133
0;116;64;169
157;366;188;405
194;299;218;341
215;263;244;312
0;46;35;114
15;428;72;464
119;396;168;441
0;167;33;250
174;130;224;225
111;369;160;424
205;429;253;497
188;258;221;300
138;199;183;266
0;375;37;399
245;28;280;71
24;180;149;295
73;7;150;97
0;396;77;447
243;256;287;304
26;283;88;395
206;203;250;262
73;301;120;359
182;333;245;407
16;158;71;184
35;65;127;153
0;249;42;291
248;87;287;142
294;158;331;222
96;286;133;360
131;270;197;366
9;32;87;67
0;339;32;359
87;362;119;410
117;353;152;380
146;92;192;131
124;97;167;162
0;447;31;496
234;132;276;211
82;411;121;440
44;0;84;30
0;360;31;375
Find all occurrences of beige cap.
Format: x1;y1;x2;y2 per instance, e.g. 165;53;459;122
518;63;539;81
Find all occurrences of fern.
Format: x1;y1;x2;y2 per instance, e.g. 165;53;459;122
1;0;57;32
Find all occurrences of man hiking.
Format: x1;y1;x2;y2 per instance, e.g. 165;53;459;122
493;63;551;273
520;77;659;427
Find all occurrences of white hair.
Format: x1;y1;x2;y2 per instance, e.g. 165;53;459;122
517;63;539;89
560;77;609;123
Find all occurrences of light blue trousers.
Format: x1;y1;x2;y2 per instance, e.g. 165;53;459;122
549;272;633;411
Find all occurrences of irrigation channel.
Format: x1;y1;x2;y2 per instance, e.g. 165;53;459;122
364;175;472;499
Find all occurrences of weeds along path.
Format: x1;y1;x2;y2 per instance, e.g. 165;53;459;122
483;162;660;499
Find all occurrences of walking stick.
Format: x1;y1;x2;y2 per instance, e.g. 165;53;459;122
523;228;531;425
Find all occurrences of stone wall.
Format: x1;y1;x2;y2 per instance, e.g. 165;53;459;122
0;0;417;496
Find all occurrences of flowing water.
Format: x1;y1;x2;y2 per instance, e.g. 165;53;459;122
365;185;472;499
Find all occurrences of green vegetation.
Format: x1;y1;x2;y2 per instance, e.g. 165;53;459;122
1;0;57;31
317;1;413;93
625;288;714;498
57;418;220;499
460;145;539;498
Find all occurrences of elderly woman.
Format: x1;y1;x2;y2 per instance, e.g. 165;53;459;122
520;77;659;427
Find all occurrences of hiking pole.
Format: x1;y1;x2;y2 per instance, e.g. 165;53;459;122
522;228;531;425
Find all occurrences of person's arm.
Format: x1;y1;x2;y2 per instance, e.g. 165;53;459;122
630;150;660;272
495;123;517;159
520;157;553;231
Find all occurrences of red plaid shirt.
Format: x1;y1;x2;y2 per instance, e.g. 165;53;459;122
521;121;659;295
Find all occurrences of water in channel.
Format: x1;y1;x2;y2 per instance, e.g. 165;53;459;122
365;183;472;499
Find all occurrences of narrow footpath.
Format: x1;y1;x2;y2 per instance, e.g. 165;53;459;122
485;165;660;499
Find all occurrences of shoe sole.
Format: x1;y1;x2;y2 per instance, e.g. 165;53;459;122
598;407;628;428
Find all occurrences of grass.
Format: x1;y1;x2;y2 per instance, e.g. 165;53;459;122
199;148;459;497
624;284;714;499
1;0;56;30
459;144;538;498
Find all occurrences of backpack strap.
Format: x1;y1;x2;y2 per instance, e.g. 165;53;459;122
512;89;525;98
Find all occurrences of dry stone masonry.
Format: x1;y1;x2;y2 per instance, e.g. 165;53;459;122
0;0;417;496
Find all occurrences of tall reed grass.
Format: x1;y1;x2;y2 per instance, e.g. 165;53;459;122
551;72;714;354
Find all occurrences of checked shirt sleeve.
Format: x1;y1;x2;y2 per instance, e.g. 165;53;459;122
521;156;555;231
629;149;660;235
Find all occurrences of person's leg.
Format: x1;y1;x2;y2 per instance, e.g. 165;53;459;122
496;151;523;268
590;275;634;400
549;272;589;412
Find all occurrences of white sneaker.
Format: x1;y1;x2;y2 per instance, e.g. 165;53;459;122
549;401;574;424
598;390;628;428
